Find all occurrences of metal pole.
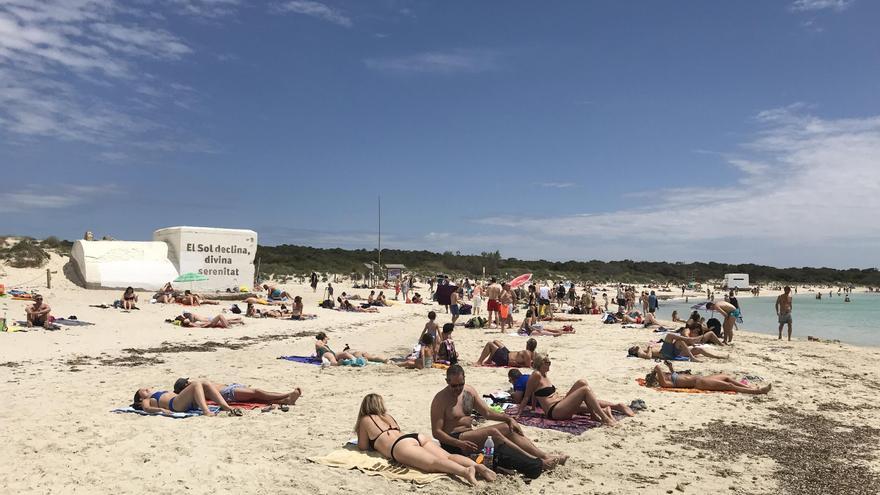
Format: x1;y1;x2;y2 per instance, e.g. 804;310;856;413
47;268;51;289
378;195;382;275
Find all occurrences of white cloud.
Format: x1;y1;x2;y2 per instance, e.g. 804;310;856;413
166;0;240;18
275;1;352;27
0;184;121;213
791;0;852;12
473;105;880;267
0;1;216;151
364;50;498;75
540;182;577;189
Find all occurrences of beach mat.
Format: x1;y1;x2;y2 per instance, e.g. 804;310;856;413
278;355;322;365
635;378;736;394
54;318;95;326
505;405;623;435
308;446;445;484
111;405;220;418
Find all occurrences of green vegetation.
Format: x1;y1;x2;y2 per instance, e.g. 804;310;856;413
0;237;74;268
256;244;880;286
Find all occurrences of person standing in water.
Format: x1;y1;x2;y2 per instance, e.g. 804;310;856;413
776;286;793;341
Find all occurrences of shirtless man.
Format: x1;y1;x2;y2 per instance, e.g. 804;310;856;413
485;278;503;328
775;286;793;341
25;294;52;329
430;365;565;471
499;283;514;331
705;300;740;345
449;289;461;325
474;338;537;367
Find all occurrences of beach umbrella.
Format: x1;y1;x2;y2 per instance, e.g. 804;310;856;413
174;272;208;290
509;273;532;288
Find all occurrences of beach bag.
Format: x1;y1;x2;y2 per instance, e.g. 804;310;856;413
230;304;242;314
706;318;722;336
493;442;542;479
459;304;472;315
439;340;459;364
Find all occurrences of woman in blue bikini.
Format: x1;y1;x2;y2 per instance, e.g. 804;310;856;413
131;380;243;416
355;393;494;486
646;361;771;394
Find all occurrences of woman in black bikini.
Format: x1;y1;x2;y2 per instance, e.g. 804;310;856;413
131;379;243;417
355;394;493;486
516;353;633;426
122;287;138;310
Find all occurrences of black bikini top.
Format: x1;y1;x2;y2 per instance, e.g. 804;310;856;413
534;385;556;397
367;415;400;449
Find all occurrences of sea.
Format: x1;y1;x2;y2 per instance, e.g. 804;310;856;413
656;292;880;347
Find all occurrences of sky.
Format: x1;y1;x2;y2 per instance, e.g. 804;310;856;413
2;0;879;269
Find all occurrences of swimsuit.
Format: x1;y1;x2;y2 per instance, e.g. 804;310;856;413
660;340;680;360
670;372;680;387
491;346;510;367
367;415;417;463
151;390;176;411
440;431;466;455
220;384;245;402
317;344;335;359
535;385;558;419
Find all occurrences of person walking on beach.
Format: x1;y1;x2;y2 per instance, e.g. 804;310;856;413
776;286;793;341
486;278;502;328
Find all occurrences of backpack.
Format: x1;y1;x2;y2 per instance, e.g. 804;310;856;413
493;442;542;479
706;318;722;336
459;304;473;315
439;340;459;364
320;299;335;309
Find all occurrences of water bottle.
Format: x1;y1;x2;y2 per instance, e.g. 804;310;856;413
482;436;495;468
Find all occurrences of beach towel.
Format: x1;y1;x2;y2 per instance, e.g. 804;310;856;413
505;405;623;435
278;355;322;366
308;446;446;485
111;405;220;418
635;378;736;394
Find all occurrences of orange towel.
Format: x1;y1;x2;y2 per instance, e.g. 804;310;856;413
635;378;736;394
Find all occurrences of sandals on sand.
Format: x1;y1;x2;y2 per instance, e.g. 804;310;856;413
227;408;244;417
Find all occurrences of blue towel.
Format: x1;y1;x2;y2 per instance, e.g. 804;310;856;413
111;405;220;418
278;355;322;366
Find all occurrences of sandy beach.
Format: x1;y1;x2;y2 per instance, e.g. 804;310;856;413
2;255;879;495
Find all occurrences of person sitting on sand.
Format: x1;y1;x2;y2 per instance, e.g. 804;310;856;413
671;310;683;323
132;379;243;417
262;284;293;301
173;377;301;407
376;291;389;306
627;333;727;362
122;287;138;310
516;353;633;426
519;311;573;337
411;293;424;304
398;333;435;369
290;296;317;320
436;324;459;365
315;332;388;365
176;313;243;328
507;369;531;402
367;291;376;305
645;360;771;394
356;393;494;486
154;282;176;304
25;294;52;329
430;365;567;471
475;338;538;367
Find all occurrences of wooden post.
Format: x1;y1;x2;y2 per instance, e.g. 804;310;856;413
46;268;51;289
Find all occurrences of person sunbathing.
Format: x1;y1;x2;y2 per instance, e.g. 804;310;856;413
177;313;243;328
684;311;708;335
398;333;435;369
420;311;441;354
314;332;386;365
671;310;683;323
516;353;633;426
132;379;242;417
376;291;389;306
646;361;771;394
175;290;219;306
475;338;537;367
25;294;52;329
355;393;493;486
262;284;293;301
154;283;177;303
173;377;301;406
336;297;379;312
627;333;726;362
121;287;138;310
518;311;572;337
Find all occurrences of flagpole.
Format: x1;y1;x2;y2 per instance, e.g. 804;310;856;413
378;195;382;275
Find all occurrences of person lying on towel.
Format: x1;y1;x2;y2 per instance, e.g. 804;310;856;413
646;360;771;394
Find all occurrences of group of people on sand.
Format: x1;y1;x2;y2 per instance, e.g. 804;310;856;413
153;283;219;306
132;378;302;416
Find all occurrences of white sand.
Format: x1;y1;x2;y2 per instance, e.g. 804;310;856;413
2;255;879;494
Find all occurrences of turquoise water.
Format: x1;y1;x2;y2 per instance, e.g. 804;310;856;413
658;293;880;347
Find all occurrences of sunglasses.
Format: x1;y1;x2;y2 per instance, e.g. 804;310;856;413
448;382;465;389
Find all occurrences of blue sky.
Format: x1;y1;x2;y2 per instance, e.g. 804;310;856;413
2;0;879;268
